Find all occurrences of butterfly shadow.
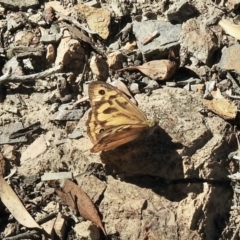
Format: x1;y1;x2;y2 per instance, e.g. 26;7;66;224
100;126;194;202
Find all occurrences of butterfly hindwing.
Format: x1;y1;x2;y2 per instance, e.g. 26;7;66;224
91;124;149;152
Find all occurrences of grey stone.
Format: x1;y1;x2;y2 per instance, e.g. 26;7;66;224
2;57;24;76
40;33;63;44
68;130;83;139
58;103;74;111
166;0;199;23
132;20;181;60
7;12;26;32
0;122;27;144
180;18;218;66
129;83;140;94
0;0;39;9
53;109;84;121
218;44;240;74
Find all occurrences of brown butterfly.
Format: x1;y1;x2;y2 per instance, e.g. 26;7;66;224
86;81;158;152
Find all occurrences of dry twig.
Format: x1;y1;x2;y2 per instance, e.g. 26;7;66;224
0;65;63;86
3;230;39;240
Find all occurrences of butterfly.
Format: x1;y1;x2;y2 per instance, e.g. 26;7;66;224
86;81;158;152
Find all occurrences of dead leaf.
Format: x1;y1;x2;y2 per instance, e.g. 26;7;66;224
219;18;240;40
0;176;42;229
112;80;137;105
202;98;237;120
117;59;177;80
55;188;76;213
55;179;107;237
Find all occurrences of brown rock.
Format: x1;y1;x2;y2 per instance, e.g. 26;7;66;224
43;6;55;24
90;55;109;81
107;51;125;70
180;18;218;66
121;41;137;51
73;221;100;240
2;145;16;162
75;4;111;39
55;30;85;68
45;1;73;16
218;44;240;74
14;31;36;46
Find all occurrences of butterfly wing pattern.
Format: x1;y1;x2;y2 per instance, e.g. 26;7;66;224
86;81;158;152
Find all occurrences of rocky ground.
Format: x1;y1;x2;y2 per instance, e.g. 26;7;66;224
0;0;240;239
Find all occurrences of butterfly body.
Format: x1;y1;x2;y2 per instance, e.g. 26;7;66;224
86;81;158;152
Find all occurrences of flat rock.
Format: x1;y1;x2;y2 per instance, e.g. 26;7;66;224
20;135;47;163
14;30;36;46
100;176;231;239
0;122;27;144
180;18;218;66
6;12;26;32
132;20;181;60
53;109;84;121
75;4;111;39
0;0;39;9
218;44;240;74
99;87;229;181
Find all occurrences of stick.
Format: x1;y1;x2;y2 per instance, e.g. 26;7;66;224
0;65;63;85
3;230;39;240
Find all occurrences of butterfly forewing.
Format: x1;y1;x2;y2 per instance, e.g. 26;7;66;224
88;81;148;126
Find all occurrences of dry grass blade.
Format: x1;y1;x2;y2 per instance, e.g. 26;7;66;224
55;179;107;237
117;60;177;80
0;176;42;229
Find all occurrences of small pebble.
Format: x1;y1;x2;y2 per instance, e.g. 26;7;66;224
134;60;142;65
129;82;140;94
142;77;150;84
122;62;128;67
